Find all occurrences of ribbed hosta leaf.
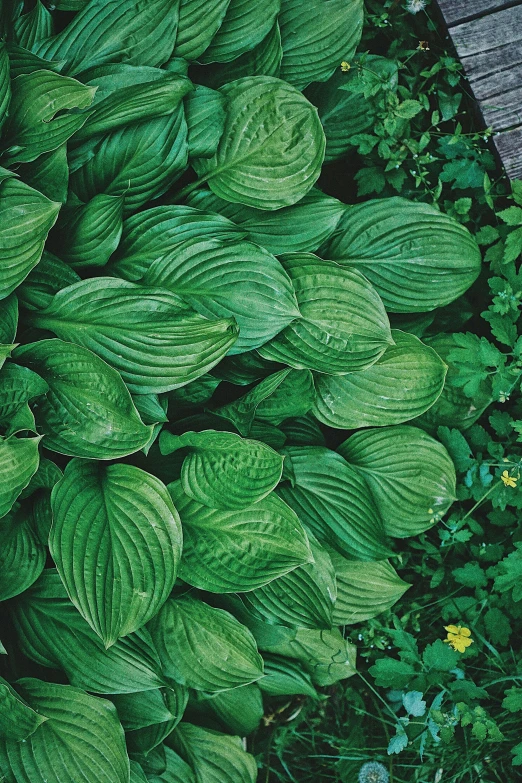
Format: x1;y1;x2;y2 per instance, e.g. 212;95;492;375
0;435;40;518
313;330;447;428
2;70;95;164
111;205;244;281
125;685;187;756
196;684;263;736
254;369;315;425
0;679;129;783
0;506;45;601
137;238;300;353
168;723;257;783
174;0;231;60
0;365;48;425
196;21;282;88
34;0;179;76
110;686;187;731
50;459;182;647
69;105;188;215
339;425;457;537
5;42;63;79
11;571;165;694
186;188;345;255
13;1;53;49
259;655;318;697
169;481;313;592
192;76;325;210
279;0;364;89
259;253;393;374
160;429;283;509
30;278;238;393
214;370;293;435
17;251;80;312
185;86;225;160
150;596;263;692
14;339;153;458
19;143;69;203
199;0;280;63
54;194;124;268
277;446;390;560
0;676;47;741
322;197;482;312
242;534;336;629
145;747;195;783
0;294;18;344
0;178;60;301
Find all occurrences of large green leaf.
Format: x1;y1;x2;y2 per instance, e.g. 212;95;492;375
254;369;315;425
110;686;187;732
2;70;95;164
259;253;393;374
29;278;238;393
14;339;153;458
0;43;11;134
259;654;317;697
322;197;482;312
136;238;300;353
159;429;283;509
338;425;457;537
0;505;45;601
0;676;47;741
330;553;410;625
196;21;282;88
34;0;179;75
199;0;280;63
0;294;18;344
145;746;195;783
13;2;53;50
73;73;192;143
305;65;376;162
241;534;336;629
168;723;257;783
185;85;225;159
0;679;129;783
150;596;263;692
16;251;80;311
313;330;447;428
0;178;60;301
12;570;166;693
279;0;364;89
5;42;63;79
214;369;296;435
277;446;390;560
111;205;245;281
173;0;231;60
257;626;356;686
192;76;325;210
0;365;48;426
53;194;124;268
0;435;40;519
125;686;187;756
18;143;70;203
186;188;345;255
50;459;182;647
69;105;188;215
195;684;263;736
169;481;313;592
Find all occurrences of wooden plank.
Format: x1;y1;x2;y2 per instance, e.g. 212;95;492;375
436;0;521;26
494;127;522;178
450;4;522;58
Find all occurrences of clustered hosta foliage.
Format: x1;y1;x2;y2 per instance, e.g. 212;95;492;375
0;0;483;781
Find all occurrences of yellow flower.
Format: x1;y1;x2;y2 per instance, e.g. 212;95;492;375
340;61;351;72
501;470;517;488
443;625;473;653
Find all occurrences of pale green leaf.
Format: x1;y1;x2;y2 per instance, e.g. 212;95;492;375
323;197;482;312
339;425;457;537
259;253;393;373
30;278;238;393
50;459;182;646
13;339;153;458
313;330;447;428
169;481;313;592
193;76;325;210
150;596;263;692
160;429;283;509
0;178;60;301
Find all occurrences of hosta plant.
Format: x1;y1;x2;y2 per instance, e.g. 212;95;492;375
0;1;481;781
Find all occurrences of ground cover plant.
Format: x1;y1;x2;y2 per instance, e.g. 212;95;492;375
0;1;520;783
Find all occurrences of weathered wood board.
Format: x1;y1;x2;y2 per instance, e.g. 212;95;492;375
437;0;522;178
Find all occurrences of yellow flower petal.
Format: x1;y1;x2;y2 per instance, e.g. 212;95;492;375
460;627;472;637
444;625;459;635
